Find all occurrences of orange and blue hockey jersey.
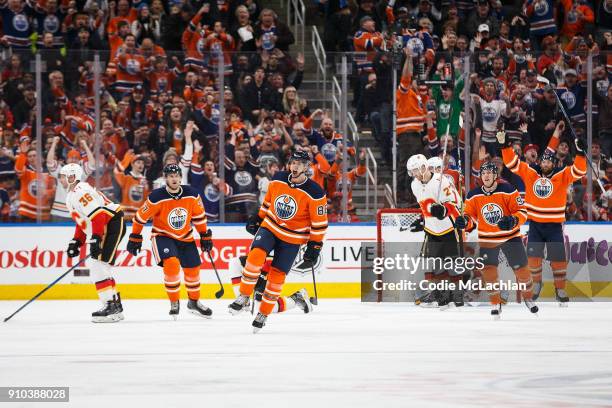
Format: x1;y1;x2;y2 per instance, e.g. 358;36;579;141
397;74;426;134
258;171;328;245
132;185;208;242
501;146;586;223
464;181;528;246
353;30;384;73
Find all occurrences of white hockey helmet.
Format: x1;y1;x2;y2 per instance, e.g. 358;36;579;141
427;156;443;173
59;163;83;183
406;154;428;177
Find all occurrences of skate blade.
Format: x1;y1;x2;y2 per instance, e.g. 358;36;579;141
228;307;247;316
92;314;122;323
252;326;263;334
439;303;452;311
299;289;313;313
189;309;213;319
417;302;439;308
170;314;178;321
558;301;569;308
117;313;125;321
491;314;501;321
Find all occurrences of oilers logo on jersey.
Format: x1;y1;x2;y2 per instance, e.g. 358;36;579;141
27;180;40;197
534;0;549;16
561;91;576;109
235;171;253;186
481;203;503;226
125;58;141;75
482;106;498;123
167;208;188;230
439;103;451;119
129;185;145;202
43;15;60;33
406;37;424;55
274;195;298;220
204;184;220;202
533;178;554;199
13;14;29;31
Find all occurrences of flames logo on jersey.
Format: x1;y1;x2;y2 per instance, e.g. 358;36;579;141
533;178;553;198
167;207;188;230
481;203;503;226
274;195;298;220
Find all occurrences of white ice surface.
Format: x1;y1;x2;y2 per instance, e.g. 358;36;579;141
1;300;612;408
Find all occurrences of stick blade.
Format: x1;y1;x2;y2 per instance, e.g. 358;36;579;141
214;288;225;299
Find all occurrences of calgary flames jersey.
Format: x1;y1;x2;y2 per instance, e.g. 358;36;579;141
411;172;461;236
66;181;122;241
132;185;207;242
258;171;328;245
464;181;528;246
502;146;586;223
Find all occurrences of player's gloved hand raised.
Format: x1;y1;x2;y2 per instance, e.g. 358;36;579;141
497;215;518;231
127;233;143;256
410;217;424;232
200;229;213;252
67;239;82;258
454;215;469;230
303;241;323;264
430;203;447;220
246;214;262;236
574;138;586;154
89;235;102;258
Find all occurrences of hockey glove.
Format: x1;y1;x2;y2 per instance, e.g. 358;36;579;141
430;203;447;220
246;214;262;236
127;233;143;256
454;215;469;230
574;138;586;154
67;239;83;258
89;235;102;258
410;217;424;232
303;241;323;264
496;130;510;147
200;229;213;252
497;215;518;231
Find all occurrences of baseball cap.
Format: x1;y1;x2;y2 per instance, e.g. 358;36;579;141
524;144;539;154
397;6;409;14
478;24;490;33
564;69;577;77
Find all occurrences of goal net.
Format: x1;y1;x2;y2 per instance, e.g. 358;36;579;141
375;208;520;304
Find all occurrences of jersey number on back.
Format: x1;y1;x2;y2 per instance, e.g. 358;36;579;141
79;193;94;206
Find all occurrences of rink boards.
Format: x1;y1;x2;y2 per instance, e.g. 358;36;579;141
0;223;611;299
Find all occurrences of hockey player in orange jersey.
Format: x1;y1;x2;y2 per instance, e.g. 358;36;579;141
126;164;214;319
228;151;328;332
500;121;587;305
456;161;539;319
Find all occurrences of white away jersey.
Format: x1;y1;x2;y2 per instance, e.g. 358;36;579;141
66;182;121;236
411;173;461;235
480;98;507;143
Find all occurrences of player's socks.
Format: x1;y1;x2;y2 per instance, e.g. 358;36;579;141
184;267;201;301
514;266;533;300
239;248;267;296
528;257;543;300
163;257;181;302
482;265;502;305
187;299;213;318
90;259;118;304
551;261;568;290
259;267;286;316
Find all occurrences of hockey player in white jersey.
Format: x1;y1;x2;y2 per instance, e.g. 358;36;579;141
61;163;126;323
407;154;463;308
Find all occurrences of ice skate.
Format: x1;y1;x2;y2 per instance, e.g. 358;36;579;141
532;281;542;300
438;290;452;310
228;295;250;315
414;290;438;308
555;288;569;307
187;299;213;319
524;299;539;315
290;289;313;313
452;288;464;307
92;299;122;323
491;304;502;320
252;312;268;333
169;301;180;320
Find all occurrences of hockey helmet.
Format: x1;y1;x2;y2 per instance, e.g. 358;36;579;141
289;150;311;164
321;143;337;163
163;163;182;177
427;156;443;173
406;154;428;177
479;161;498;176
59;163;83;182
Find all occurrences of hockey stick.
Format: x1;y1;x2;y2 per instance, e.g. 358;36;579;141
309;263;319;305
552;90;606;193
436;121;451;203
206;250;225;299
4;255;91;322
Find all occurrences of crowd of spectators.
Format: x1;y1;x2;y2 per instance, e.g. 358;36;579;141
0;0;363;223
0;0;610;224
